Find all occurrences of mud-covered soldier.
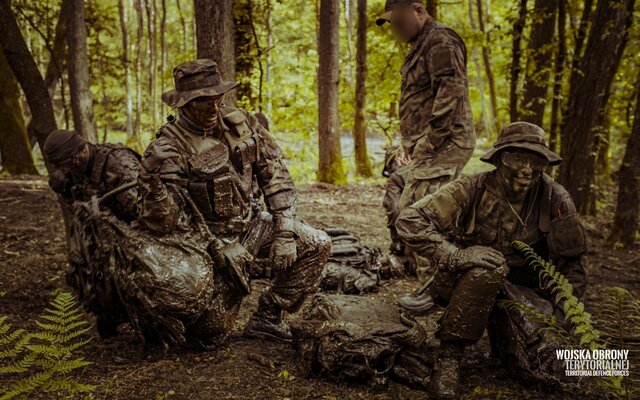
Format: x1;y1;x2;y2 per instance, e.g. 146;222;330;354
43;129;141;338
396;122;588;399
138;59;331;342
377;0;476;288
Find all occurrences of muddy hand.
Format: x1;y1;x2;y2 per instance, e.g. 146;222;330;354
270;234;297;271
448;245;506;271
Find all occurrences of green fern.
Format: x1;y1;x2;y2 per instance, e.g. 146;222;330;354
0;290;95;399
511;241;633;399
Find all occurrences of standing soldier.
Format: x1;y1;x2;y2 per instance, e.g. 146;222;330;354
138;59;331;342
396;122;588;399
43;129;141;338
376;0;476;297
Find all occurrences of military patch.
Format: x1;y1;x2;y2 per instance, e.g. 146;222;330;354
429;45;457;78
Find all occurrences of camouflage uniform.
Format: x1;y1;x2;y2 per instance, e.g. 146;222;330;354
139;59;331;342
396;123;588;388
44;131;141;338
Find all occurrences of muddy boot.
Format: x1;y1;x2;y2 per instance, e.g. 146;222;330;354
245;302;293;343
428;343;464;400
398;292;435;315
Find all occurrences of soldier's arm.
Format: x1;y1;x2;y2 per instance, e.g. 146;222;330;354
254;123;298;221
137;137;184;235
103;149;140;221
423;35;468;151
396;176;475;264
548;184;589;299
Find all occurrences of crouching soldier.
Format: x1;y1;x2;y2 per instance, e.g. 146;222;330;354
396;122;588;399
138;59;331;343
43;129;141;338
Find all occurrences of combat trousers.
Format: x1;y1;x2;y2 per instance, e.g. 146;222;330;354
399;141;473;281
188;212;331;342
383;165;410;245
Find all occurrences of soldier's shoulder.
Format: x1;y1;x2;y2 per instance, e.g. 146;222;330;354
426;21;465;48
542;174;577;214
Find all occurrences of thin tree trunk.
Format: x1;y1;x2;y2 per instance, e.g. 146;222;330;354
160;0;167;120
68;0;97;142
468;0;489;136
549;0;566;154
134;0;143;134
235;0;253;105
559;0;635;215
0;50;38;175
352;0;371;177
144;0;157;130
118;0;134;137
194;0;236;105
265;0;273;114
509;0;527;123
176;0;188;54
317;0;345;184
520;0;556;126
476;0;500;133
609;71;640;246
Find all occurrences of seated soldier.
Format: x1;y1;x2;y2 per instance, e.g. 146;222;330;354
138;59;331;343
43;129;141;338
396;122;587;399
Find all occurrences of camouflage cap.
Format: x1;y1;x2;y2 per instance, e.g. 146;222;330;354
161;59;238;108
480;122;562;166
376;0;423;26
43;129;86;163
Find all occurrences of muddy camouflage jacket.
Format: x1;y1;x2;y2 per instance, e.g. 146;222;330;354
48;143;140;222
396;171;588;298
138;107;297;236
400;17;476;161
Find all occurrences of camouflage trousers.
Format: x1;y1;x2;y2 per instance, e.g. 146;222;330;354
430;264;567;386
382;165;410;245
188;212;332;342
398;141;473;281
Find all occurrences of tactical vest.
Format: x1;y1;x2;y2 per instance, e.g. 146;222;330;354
156;108;259;234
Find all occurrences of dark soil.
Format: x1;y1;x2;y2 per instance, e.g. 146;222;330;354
0;177;638;399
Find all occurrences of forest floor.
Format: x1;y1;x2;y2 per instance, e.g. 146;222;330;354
0;177;639;399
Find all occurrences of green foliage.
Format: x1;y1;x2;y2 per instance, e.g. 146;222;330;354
0;290;95;399
511;241;637;399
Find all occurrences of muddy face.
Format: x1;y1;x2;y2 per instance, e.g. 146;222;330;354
496;149;547;195
54;144;90;177
182;95;224;129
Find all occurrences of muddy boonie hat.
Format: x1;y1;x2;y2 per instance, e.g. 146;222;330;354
376;0;423;26
480;122;562;166
161;59;238;108
43;129;86;163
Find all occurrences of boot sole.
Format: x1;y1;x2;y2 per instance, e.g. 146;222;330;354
244;327;293;343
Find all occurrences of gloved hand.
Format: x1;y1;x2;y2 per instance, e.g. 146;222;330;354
270;233;297;271
141;141;176;173
138;173;167;202
446;245;505;271
221;241;253;294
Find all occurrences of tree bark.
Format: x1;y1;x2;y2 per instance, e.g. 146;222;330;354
235;0;254;106
476;0;500;133
0;50;38;175
467;0;489;136
559;0;635;215
549;0;566;154
352;0;371;177
176;0;188;53
317;0;345;184
609;72;640;246
144;0;158;130
68;0;97;142
520;0;556;126
194;0;236;105
161;0;167;121
509;0;527;123
134;0;144;134
426;0;438;20
118;0;134;137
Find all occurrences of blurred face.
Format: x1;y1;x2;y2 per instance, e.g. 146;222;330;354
55;144;90;177
183;95;224;129
390;4;427;43
497;149;548;194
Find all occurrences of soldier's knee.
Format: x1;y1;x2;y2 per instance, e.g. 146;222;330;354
465;263;508;285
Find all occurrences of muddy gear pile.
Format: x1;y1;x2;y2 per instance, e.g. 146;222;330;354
291;294;435;389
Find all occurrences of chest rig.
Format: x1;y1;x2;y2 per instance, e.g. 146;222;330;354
158;109;259;233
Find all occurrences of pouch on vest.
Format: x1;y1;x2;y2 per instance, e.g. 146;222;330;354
548;213;587;257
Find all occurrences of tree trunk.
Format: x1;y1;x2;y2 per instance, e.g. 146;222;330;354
509;0;527;123
476;0;500;133
559;0;635;214
160;0;167;121
176;0;188;54
317;0;345;184
118;0;134;137
265;0;273;114
352;0;371;177
134;0;144;134
0;50;38;175
467;0;489;136
194;0;236;105
144;0;158;130
426;0;438;20
68;0;97;142
609;72;640;246
549;0;566;154
520;0;556;126
235;0;253;106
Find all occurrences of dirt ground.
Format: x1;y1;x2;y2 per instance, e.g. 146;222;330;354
0;177;639;399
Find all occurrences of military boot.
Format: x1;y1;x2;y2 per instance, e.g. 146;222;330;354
244;301;293;342
428;343;464;400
